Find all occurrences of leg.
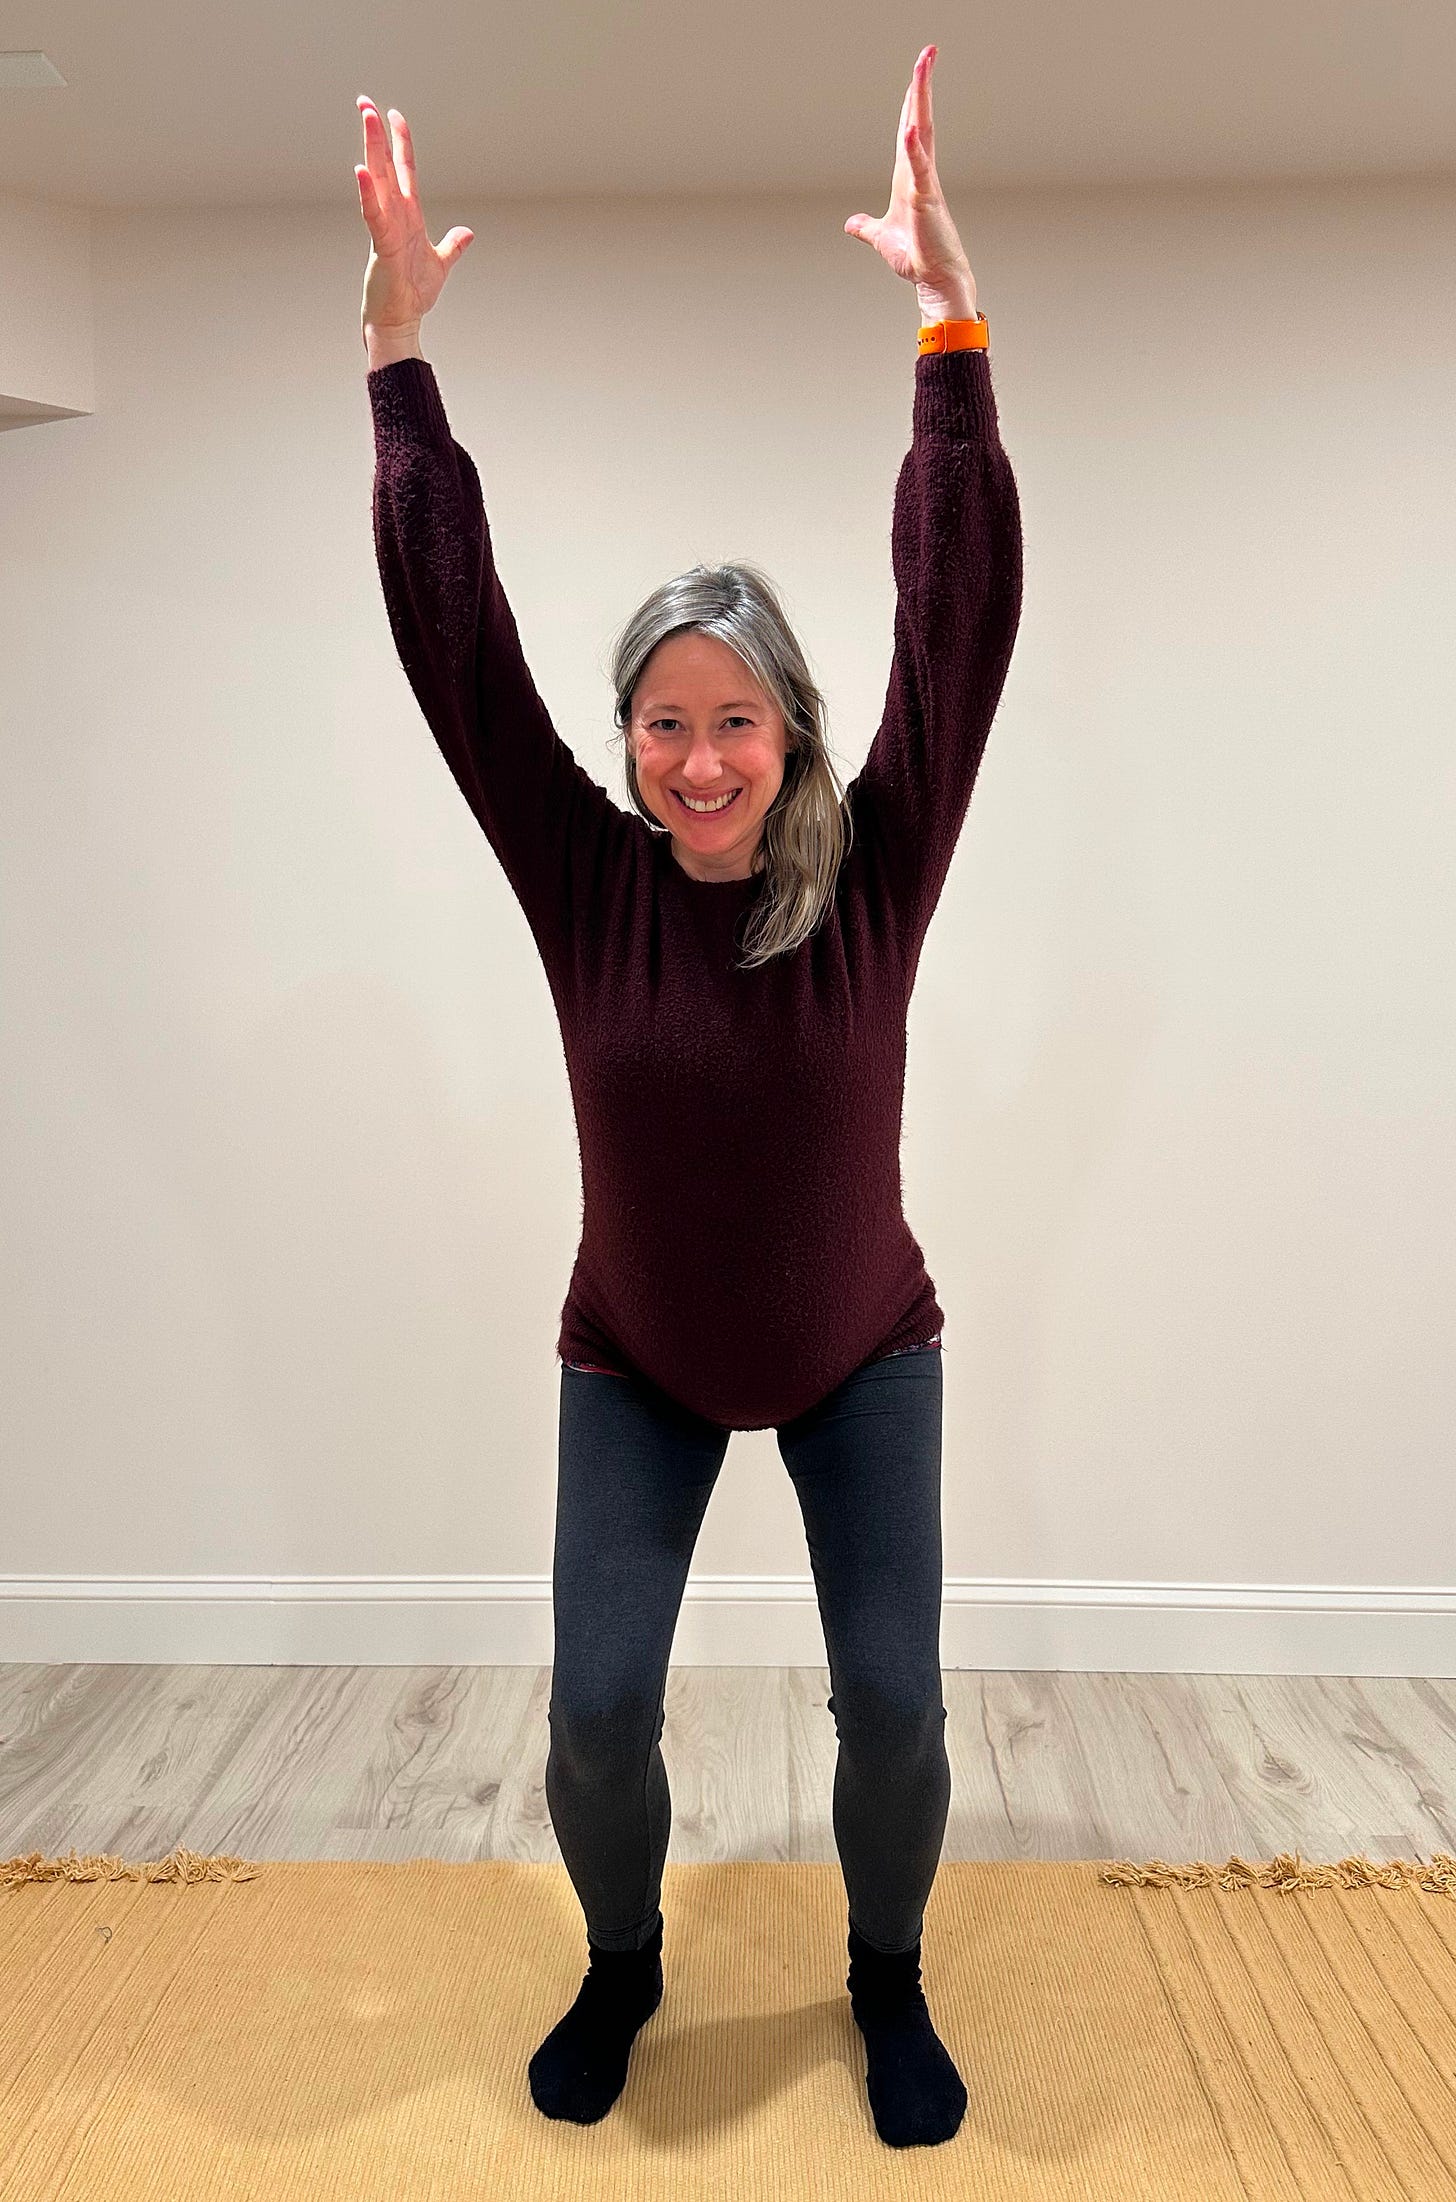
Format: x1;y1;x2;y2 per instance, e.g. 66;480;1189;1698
776;1343;951;1953
532;1362;730;2124
546;1362;730;1951
777;1342;966;2148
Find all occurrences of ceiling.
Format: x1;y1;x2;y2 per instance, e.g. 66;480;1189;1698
3;0;1454;211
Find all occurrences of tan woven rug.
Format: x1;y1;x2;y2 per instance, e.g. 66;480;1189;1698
4;1846;1456;2197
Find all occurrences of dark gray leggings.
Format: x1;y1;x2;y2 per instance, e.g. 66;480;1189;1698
545;1340;950;1954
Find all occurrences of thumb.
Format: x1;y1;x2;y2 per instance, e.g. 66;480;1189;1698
440;227;474;268
844;215;877;245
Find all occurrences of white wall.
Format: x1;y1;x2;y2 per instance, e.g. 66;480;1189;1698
0;191;94;423
3;176;1453;1669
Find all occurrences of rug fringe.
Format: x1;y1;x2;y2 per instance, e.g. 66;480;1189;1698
1100;1850;1456;1897
2;1845;262;1890
8;1846;1455;1897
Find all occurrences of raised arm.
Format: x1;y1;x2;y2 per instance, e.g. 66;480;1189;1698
841;46;1023;960
847;343;1022;954
357;97;625;979
368;354;626;964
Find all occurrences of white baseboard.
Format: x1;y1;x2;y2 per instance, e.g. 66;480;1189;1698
1;1574;1454;1675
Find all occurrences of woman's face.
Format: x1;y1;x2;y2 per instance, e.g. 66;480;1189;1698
628;632;787;881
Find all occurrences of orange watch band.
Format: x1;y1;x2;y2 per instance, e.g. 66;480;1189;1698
917;312;989;356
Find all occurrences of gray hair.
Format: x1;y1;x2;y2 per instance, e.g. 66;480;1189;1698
606;562;854;970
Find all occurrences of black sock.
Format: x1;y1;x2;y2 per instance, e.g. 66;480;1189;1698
845;1922;967;2148
528;1913;665;2124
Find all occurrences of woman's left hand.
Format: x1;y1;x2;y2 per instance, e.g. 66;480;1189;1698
844;45;977;322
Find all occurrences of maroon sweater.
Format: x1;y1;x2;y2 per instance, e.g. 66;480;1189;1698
368;343;1022;1430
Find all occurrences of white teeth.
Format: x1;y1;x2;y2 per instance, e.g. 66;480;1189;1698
675;788;740;814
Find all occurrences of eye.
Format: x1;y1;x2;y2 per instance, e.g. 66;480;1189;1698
648;717;753;732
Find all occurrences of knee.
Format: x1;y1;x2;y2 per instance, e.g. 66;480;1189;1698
828;1680;947;1768
548;1684;665;1780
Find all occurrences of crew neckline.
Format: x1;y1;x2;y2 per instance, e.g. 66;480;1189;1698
654;829;763;891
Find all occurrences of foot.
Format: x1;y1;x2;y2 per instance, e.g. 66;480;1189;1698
846;1922;967;2148
528;1917;664;2124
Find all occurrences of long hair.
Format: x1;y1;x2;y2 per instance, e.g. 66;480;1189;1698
606;562;854;971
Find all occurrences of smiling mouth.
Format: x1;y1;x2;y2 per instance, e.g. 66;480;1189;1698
673;788;742;815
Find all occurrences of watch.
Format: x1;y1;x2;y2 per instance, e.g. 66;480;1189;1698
917;312;989;356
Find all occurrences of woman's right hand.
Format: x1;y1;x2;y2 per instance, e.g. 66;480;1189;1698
356;98;474;337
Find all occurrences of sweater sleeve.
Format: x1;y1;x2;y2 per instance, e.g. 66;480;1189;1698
846;344;1023;964
368;357;628;978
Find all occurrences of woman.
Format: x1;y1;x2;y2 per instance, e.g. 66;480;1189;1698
356;45;1021;2151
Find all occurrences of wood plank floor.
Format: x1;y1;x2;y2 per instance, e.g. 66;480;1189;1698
3;1665;1454;1870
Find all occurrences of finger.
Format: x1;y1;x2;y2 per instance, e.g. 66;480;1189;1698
912;46;936;167
386;108;418;202
355;162;385;213
896;76;912;162
358;101;395;207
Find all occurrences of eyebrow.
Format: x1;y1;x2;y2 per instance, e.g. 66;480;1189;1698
640;700;760;713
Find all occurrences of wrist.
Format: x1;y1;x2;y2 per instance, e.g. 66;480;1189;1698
364;322;425;370
918;302;979;329
916;283;978;326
